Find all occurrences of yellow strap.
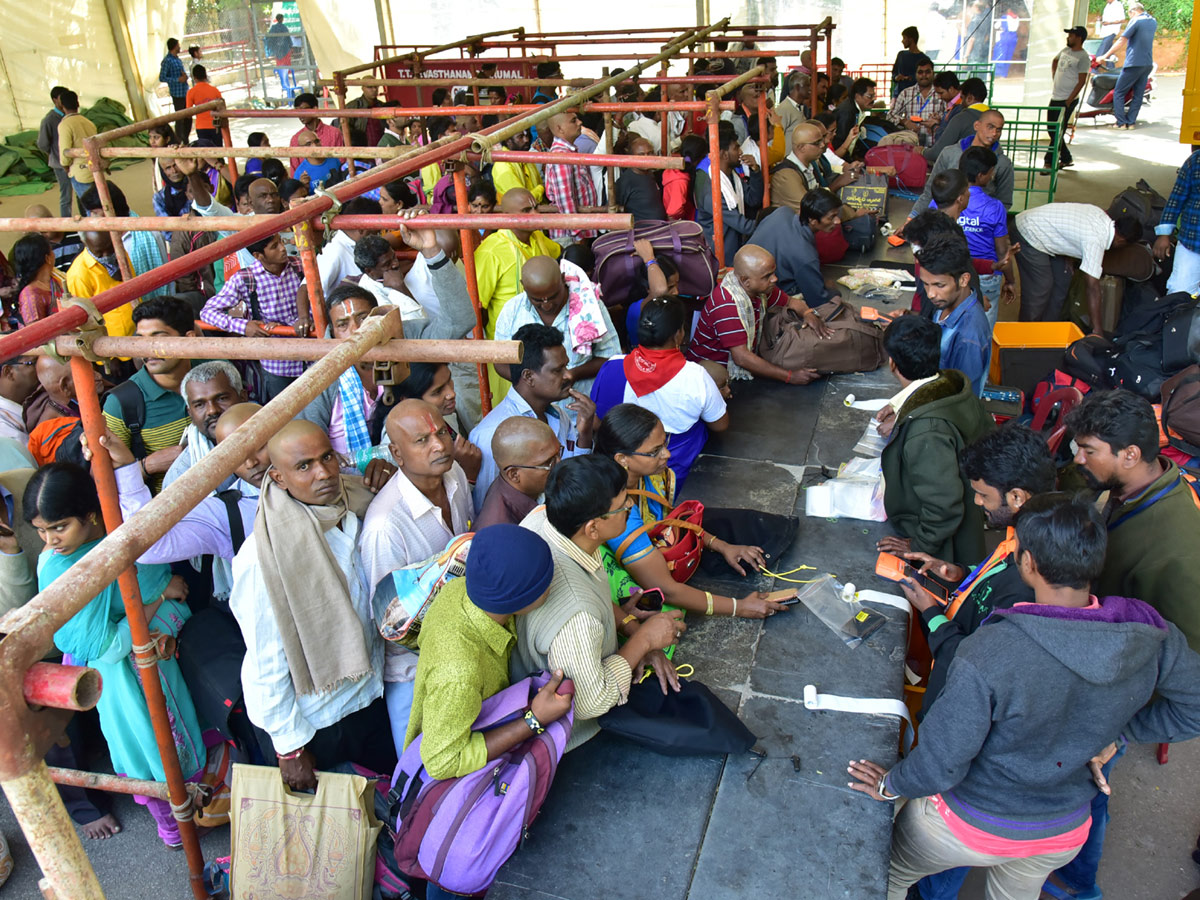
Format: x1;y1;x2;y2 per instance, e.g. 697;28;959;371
639;662;695;683
759;563;822;584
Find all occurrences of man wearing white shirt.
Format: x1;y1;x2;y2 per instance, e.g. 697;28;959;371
353;234;428;322
1098;0;1125;56
1010;203;1142;331
469;323;595;509
359;400;474;754
0;356;39;444
229;420;390;790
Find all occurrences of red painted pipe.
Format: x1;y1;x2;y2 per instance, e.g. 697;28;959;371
0;128;492;362
23;663;102;712
220;101;734;117
0;214;633;234
487;150;683;170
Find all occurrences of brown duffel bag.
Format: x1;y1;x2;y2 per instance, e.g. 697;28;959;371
757;300;886;374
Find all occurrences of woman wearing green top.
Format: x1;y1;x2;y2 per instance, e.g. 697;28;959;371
593;404;789;619
27;463;205;848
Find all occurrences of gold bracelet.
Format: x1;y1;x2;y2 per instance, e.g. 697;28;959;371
732;597;739;617
704;591;714;616
621;614;637;627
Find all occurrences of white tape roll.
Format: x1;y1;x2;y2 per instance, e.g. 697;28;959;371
802;684;915;752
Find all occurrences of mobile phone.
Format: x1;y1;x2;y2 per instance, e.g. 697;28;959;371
635;588;666;612
887;234;907;247
875;552;948;601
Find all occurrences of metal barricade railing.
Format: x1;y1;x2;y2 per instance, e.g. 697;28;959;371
852;61;996;105
993;104;1059;211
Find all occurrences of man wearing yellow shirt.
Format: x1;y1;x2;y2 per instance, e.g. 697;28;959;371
491;131;545;204
474;188;561;402
66;231;137;338
56;90;99;198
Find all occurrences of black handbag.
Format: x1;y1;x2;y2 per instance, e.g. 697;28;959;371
598;678;756;756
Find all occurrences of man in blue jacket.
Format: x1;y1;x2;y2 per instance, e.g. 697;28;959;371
849;493;1200;900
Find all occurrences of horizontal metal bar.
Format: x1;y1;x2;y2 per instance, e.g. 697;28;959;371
220;101;733;117
38;334;523;364
0;213;632;233
488;150;683;169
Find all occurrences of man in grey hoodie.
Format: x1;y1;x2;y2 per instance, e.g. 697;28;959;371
849;493;1200;900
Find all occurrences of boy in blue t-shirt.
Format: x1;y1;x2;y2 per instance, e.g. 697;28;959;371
930;147;1016;329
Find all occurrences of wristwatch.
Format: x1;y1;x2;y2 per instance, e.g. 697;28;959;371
523;710;545;735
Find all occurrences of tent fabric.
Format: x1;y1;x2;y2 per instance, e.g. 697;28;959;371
0;0;185;135
294;0;381;75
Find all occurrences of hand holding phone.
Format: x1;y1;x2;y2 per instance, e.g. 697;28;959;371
635;587;666;612
875;552;948;602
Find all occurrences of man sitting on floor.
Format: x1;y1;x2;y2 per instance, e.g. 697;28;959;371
405;523;572;781
515;455;685;750
229;420;391;787
469;323;596;509
850;493;1200;899
910;109;1013;221
877;315;994;565
359;399;475;754
686;245;829;385
895;423;1055;900
750;187;845;304
476;417;561;530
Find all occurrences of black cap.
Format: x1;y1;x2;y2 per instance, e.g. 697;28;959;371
1064;26;1088;38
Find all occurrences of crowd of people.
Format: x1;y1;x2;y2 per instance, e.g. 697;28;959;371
0;17;1196;900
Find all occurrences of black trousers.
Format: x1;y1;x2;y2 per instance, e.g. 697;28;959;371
257;696;396;777
1045;98;1079;165
171;95;192;145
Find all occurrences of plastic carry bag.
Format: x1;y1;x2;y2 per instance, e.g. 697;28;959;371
804;457;887;522
230;763;382;900
796;574;887;648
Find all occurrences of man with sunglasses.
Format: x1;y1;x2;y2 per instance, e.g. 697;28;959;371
476;417;562;529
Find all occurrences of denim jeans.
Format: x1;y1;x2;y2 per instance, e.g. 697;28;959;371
384;678;415;760
53;168;74;217
915;865;969;899
978;272;1003;332
426;884;474;899
1054;742;1127;892
1113;65;1153;125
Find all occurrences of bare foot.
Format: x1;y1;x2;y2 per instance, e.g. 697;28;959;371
81;813;121;840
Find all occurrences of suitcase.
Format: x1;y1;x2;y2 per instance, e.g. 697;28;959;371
592;220;718;307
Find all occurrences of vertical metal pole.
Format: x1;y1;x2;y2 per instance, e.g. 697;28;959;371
69;355;208;900
1;763;104;900
602;67;617;212
757;88;770;207
247;5;268;102
706;92;725;267
659;64;670;152
293;220;330;338
452;165;492;416
811;30;820;115
81;138;135;284
333;73;356;176
219;102;239;187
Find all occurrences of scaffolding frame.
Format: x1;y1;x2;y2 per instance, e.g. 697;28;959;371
0;17;853;898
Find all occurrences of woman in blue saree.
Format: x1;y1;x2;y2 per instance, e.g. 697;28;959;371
26;463;205;848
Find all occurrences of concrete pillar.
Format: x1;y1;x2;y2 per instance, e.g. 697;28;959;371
1022;0;1087;103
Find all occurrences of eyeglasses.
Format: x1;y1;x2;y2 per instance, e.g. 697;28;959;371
508;449;562;472
625;444;668;459
1;359;35;368
597;497;634;519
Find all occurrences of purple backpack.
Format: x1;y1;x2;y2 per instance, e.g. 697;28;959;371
389;671;574;895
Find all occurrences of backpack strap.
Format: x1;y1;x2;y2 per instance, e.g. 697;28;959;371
1162;370;1200;458
108;380;148;460
216;489;246;553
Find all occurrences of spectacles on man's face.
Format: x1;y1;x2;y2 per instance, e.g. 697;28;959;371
508;449;562;472
597;497;634;519
2;359;35;367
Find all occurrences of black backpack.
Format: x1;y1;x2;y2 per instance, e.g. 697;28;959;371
105;380;148;460
1163;302;1200;372
1111;334;1172;400
1107;179;1168;238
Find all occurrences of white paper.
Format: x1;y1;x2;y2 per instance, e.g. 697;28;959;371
844;396;891;412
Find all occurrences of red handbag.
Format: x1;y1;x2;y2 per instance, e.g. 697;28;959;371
615;489;706;583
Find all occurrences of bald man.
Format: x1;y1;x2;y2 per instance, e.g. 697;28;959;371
175;155;285;272
24;203;85;271
911;109;1014;219
476;417;560;529
23;356;106;431
543;110;599;246
686;245;822;384
359;399;474;754
230;419;389;790
475;187;563;402
492;254;619;405
770;124;828;212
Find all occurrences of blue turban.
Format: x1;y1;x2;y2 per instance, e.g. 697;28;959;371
465;524;554;615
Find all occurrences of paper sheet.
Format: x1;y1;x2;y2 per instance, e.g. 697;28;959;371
844;395;891;412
